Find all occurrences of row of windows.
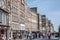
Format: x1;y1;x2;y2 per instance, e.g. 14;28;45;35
12;15;25;24
12;0;25;11
0;0;25;11
26;15;36;20
26;12;37;20
25;19;38;28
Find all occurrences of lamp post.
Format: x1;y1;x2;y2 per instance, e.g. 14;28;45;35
43;27;45;34
58;26;60;40
48;25;51;40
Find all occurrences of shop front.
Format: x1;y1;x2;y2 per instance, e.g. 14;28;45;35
0;25;9;40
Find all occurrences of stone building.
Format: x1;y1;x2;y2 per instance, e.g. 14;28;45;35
8;0;27;39
50;24;54;33
41;15;47;34
0;0;27;39
25;7;38;32
38;15;54;34
37;14;42;32
46;19;54;35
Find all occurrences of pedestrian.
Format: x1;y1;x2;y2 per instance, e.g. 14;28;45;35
48;33;51;40
43;34;45;39
0;34;3;40
48;35;50;40
2;34;6;40
37;33;39;38
26;33;29;39
29;33;32;40
13;34;16;40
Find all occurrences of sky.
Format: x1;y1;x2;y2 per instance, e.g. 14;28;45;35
27;0;60;32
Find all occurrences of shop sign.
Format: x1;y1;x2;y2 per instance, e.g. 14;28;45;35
20;24;25;30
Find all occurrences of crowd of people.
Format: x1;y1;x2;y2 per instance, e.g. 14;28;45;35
24;32;51;39
13;31;51;40
0;32;51;40
0;33;6;40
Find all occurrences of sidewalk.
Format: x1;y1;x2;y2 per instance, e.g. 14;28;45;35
16;38;26;40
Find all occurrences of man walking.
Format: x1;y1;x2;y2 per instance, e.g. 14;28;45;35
48;32;51;40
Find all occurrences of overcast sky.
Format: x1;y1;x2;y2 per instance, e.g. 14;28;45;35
27;0;60;32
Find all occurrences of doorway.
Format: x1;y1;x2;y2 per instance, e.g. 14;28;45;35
0;28;7;40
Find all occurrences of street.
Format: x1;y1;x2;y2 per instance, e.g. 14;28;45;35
16;38;59;40
33;38;59;40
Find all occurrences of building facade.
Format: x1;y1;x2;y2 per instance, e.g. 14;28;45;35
41;15;47;34
37;14;43;32
38;14;54;34
0;0;27;39
25;7;38;32
0;0;54;40
9;0;27;39
48;20;54;33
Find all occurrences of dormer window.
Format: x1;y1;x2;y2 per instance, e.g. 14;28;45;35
21;0;24;5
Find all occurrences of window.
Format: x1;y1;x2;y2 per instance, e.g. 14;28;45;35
0;12;2;23
7;0;11;6
0;11;7;25
11;6;18;15
20;11;25;18
12;15;19;22
20;18;25;24
0;0;5;9
20;5;25;12
12;0;18;8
